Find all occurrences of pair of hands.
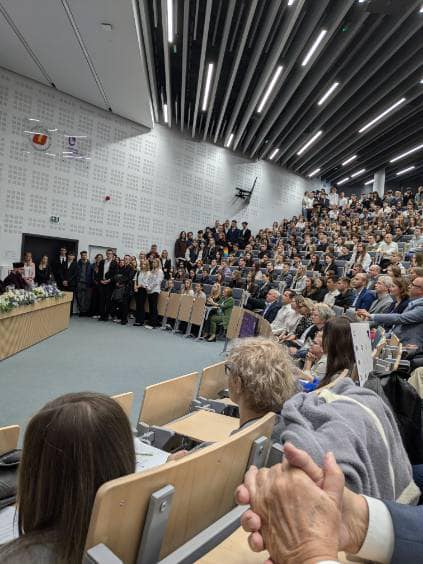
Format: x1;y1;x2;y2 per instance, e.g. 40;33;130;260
235;443;369;564
356;309;370;319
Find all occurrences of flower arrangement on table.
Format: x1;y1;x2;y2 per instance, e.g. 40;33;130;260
0;285;64;314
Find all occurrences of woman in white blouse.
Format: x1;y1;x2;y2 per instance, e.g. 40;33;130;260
291;266;308;293
348;242;372;272
146;258;164;328
133;259;150;326
23;251;36;287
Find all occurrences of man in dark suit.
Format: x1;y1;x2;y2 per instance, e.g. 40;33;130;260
52;247;68;290
236;443;423;564
98;248;118;321
240;221;252;249
351;273;375;311
2;263;29;289
245;274;273;311
226;220;241;248
262;290;281;323
62;251;78;315
334;277;356;310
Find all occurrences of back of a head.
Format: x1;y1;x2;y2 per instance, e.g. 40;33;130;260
227;337;298;413
17;392;135;563
320;317;355;387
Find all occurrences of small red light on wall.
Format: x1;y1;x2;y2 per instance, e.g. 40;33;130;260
104;195;111;201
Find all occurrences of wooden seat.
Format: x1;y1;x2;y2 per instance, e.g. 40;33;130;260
177;295;194;323
111;392;134;419
257;317;272;338
190;297;206;326
164;293;181;320
226;306;244;340
198;361;227;399
138;372;199;427
0;425;20;455
85;413;275;563
157;291;169;316
164;410;239;443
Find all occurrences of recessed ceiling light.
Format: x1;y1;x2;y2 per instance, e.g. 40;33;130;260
257;65;284;113
225;133;234;148
101;23;113;32
269;148;280;160
202;63;214;111
317;82;340;106
390;143;423;162
358;97;406;133
342;155;357;166
167;0;173;42
288;0;296;5
163;104;168;123
297;130;323;155
396;165;415;176
337;177;350;185
351;168;366;178
302;30;327;67
364;179;373;185
308;168;321;177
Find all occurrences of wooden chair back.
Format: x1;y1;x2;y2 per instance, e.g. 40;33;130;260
225;306;243;340
258;317;273;338
177;295;194;323
0;425;20;456
157;292;169;316
165;293;181;320
85;413;275;563
111;392;134;419
190;297;206;325
198;362;227;399
138;372;199;427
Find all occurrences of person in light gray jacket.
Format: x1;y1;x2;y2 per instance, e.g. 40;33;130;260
367;275;394;313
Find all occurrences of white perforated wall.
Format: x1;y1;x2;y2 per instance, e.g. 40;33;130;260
0;67;322;264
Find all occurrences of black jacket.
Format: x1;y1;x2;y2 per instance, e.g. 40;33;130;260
62;261;78;289
98;259;119;284
334;289;355;310
263;302;281;324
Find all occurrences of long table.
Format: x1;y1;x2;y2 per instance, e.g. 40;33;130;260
0;292;72;360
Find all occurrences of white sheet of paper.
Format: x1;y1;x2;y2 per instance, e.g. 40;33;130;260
351;322;373;387
134;437;169;471
0;506;19;544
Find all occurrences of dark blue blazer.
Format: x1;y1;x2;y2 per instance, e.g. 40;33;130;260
353;288;376;311
384;501;423;562
263;302;281;324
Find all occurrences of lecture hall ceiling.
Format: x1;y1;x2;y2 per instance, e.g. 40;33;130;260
139;0;423;187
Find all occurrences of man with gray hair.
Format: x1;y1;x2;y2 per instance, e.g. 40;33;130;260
366;275;394;314
262;289;281;324
367;263;381;290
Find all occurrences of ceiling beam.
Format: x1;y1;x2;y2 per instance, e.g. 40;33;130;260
191;0;212;137
160;0;172;127
180;0;189;131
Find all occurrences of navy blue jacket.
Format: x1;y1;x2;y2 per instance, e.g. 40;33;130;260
263;302;281;324
353;288;376;311
385;501;423;562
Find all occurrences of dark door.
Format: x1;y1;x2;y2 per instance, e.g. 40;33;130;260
21;234;79;265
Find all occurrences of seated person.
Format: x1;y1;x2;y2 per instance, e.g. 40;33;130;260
279;296;313;345
350;272;375;310
225;337;300;441
2;262;29;290
334;277;355;310
262;289;281;323
205;287;234;342
271;290;300;336
301;330;327;382
245;273;272;310
287;303;335;357
366;275;394;314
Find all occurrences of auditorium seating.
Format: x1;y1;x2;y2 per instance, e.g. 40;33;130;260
0;424;19;456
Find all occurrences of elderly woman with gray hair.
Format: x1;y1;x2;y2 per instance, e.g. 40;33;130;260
287;302;335;359
226;335;419;502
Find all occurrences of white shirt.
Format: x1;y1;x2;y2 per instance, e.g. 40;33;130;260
339;197;348;208
355;496;394;563
329;193;339;206
147;269;164;294
103;259;112;279
377;241;398;256
323;289;340;307
271;304;301;336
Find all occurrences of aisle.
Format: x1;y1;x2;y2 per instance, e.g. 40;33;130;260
0;317;222;434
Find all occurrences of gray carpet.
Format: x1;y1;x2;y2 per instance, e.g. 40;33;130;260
0;317;222;436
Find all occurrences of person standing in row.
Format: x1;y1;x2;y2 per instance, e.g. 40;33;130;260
52;247;68;290
133;260;150;327
35;255;53;285
146;258;163;328
98;249;118;321
76;251;93;317
90;254;103;318
62;251;78;315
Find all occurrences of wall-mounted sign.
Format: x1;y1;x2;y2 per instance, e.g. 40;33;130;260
26;124;52;152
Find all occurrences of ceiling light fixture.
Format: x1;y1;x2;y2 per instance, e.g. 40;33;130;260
390;143;423;162
167;0;173;42
225;133;234;148
351;168;366;178
257;65;284;113
364;179;374;185
308;168;321;177
288;0;296;5
342;155;357;166
420;4;423;12
202;63;214;111
297;130;323;155
163;104;168;123
396;165;415;176
358;97;406;133
337;177;350;185
317;82;340;106
269;148;280;160
302;29;327;67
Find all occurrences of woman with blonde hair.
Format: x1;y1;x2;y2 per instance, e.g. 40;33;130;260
146;258;163;328
133;259;150;327
180;278;194;296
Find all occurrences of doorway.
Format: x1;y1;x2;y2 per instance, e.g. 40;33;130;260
88;245;116;262
21;234;79;265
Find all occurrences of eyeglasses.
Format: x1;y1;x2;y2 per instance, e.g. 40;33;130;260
410;282;423;290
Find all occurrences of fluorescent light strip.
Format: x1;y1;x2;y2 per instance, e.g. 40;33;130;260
297;130;323;155
288;0;295;5
202;63;214;111
420;4;423;12
337;177;350;185
225;133;234;148
302;29;327;67
163;104;168;123
308;168;321;178
257;65;283;113
358;97;406;133
351;168;366;178
317;82;339;106
167;0;173;42
390;143;423;162
396;165;415;176
342;154;357;166
364;179;374;185
269;148;280;160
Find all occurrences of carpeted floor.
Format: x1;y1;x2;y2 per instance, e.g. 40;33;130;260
0;317;222;437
